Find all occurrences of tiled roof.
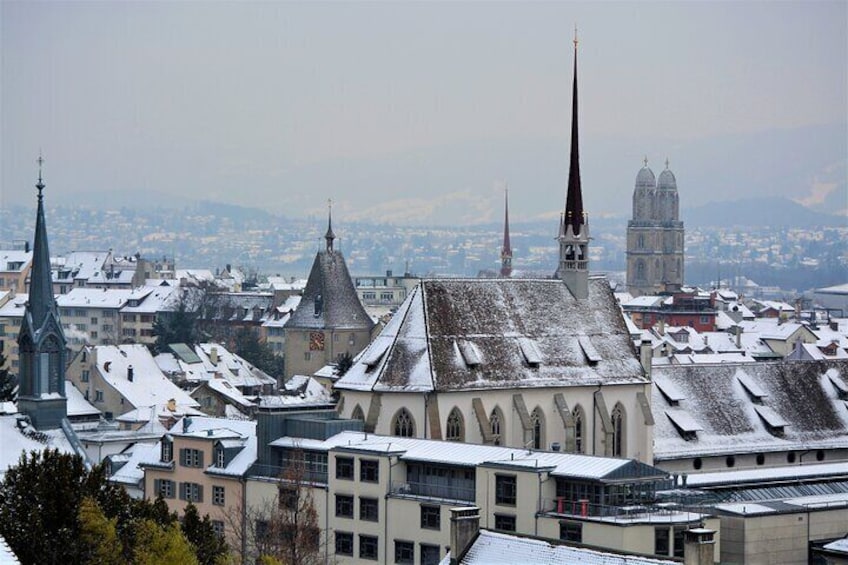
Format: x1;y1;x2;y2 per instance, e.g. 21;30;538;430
337;278;644;392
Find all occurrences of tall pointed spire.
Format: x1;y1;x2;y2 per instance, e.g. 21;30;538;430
564;25;584;236
500;186;513;278
28;154;56;329
325;198;336;253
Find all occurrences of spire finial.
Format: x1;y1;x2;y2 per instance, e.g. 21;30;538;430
36;153;45;197
665;157;669;170
324;198;336;252
573;24;578;50
643;155;648;168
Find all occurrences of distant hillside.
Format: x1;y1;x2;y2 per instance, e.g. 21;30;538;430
683;197;845;229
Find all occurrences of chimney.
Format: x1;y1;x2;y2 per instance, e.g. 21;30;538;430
182;416;192;433
127;365;134;382
450;507;480;565
167;398;176;412
830;320;839;332
658;319;666;336
683;528;716;565
734;326;742;349
104;361;111;373
210;347;219;366
639;339;653;380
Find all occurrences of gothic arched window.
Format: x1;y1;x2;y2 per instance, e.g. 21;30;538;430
530;407;544;450
445;408;464;442
636;260;646;282
351;405;364;421
572;405;585;454
611;403;626;457
490;407;503;445
392;408;415;438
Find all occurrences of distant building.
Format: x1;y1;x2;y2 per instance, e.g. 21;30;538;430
626;159;684;297
500;188;512;278
353;270;418;307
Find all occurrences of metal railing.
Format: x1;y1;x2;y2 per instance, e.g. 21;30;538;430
249;463;328;485
543;497;698;521
390;480;475;503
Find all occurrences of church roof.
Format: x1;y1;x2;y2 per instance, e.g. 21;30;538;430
635;166;656;189
657;168;677;190
336;277;646;392
652;360;848;460
285;250;373;332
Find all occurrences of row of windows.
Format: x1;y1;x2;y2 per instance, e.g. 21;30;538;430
154;480;226;506
334;533;442;564
335;456;379;482
334;495;379;521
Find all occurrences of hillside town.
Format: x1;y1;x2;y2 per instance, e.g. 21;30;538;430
2;22;847;565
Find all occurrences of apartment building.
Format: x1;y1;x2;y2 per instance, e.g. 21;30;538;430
57;288;133;347
0;249;32;294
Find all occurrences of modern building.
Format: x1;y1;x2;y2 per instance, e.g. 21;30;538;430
626;159;685;298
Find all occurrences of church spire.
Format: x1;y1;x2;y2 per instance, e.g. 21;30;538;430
500;186;513;278
325;199;336;253
28;154;57;330
564;26;584;236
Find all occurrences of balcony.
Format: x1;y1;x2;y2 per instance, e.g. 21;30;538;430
390;480;475;503
250;463;328;485
543;498;697;522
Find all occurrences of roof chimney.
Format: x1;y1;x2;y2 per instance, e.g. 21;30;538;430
210;347;218;366
127;365;134;382
639;339;653;380
449;506;480;565
104;361;111;373
683;528;716;565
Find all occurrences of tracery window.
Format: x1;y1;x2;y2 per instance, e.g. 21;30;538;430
572;405;585;454
490;408;503;445
611;404;626;457
393;408;415;438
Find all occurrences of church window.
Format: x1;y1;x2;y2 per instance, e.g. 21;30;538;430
611;404;625;457
445;408;464;442
393;408;415;438
530;407;544;450
351;405;364;421
572;405;585;453
636;260;646;281
490;408;503;445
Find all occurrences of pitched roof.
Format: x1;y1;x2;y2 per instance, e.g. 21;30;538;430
336;278;645;392
285;250;372;331
652;360;848;460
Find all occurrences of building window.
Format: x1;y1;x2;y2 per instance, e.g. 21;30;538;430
673;527;685;558
611;403;625;457
359;497;379;522
494;514;516;532
351;405;364;421
531;407;544;450
161;441;173;463
420;543;440;565
304;351;311;361
445;408;464;442
154;479;175;499
490;407;502;445
360;459;379;483
211;520;225;538
495;475;516;506
336;456;354;480
216;449;225;468
81;369;90;382
180;482;203;503
359;534;378;560
420;505;440;530
335;532;353;556
95;390;103;402
655;527;670;556
560;521;582;543
393;408;415;438
180;448;204;468
335;494;354;518
573;405;585;453
395;540;414;564
212;485;225;506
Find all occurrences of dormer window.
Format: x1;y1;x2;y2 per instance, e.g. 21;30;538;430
161;439;173;463
216;447;225;468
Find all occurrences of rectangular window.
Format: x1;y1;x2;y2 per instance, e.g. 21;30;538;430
95;390;103;402
155;479;175;499
212;485;225;506
90;317;98;325
560;521;582;543
394;540;414;564
180;482;204;503
359;535;378;560
211;520;225;538
494;514;516;532
495;474;516;506
336;456;354;480
335;494;354;518
335;532;353;556
420;505;440;530
655;527;670;556
161;442;172;463
420;543;440;565
673;527;686;558
81;369;90;382
180;448;204;468
360;459;379;483
359;497;379;522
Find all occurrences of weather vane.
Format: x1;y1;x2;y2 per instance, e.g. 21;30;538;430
573;24;578;49
665;158;670;170
36;152;45;194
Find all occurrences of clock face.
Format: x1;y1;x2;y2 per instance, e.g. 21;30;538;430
309;331;325;351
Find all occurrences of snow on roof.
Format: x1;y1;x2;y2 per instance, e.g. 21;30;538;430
0;415;75;479
65;381;100;417
684;461;848;488
0;294;27;318
823;536;848;554
652;360;848;460
57;288;134;309
93;344;198;411
337;278;645;393
174;416;257;477
270;431;667;482
197;377;255;409
52;251;107;281
120;285;178;313
451;529;677;565
0;250;33;271
196;343;277;388
108;442;160;489
621;295;664;308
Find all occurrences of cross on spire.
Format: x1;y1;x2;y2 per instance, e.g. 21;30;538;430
643;155;648;168
36;153;45;196
573;24;578;49
665;157;670;170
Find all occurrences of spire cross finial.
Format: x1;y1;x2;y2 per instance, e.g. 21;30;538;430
327;198;332;213
573;24;578;49
665;157;669;170
36;153;45;196
643;155;648;167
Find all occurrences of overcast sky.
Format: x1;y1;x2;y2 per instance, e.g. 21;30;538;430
2;1;846;223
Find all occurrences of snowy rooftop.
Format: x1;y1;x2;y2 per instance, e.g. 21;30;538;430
65;381;100;418
652;360;848;460
0;250;33;272
57;288;134;309
0;415;74;479
823;536;848;555
445;529;677;565
685;462;848;488
337;278;645;393
270;431;667;482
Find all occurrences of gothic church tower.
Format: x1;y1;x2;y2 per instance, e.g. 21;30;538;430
17;159;68;430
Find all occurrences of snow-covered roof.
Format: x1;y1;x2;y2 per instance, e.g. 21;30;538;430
92;344;199;411
174;416;257;477
65;381;100;418
108;442;160;489
270;431;668;482
57;288;134;309
685;461;848;488
194;377;255;409
156;343;277;389
823;536;848;555
337;278;645;393
446;529;677;565
652;360;848;460
0;294;27;319
0;415;74;479
120;285;179;313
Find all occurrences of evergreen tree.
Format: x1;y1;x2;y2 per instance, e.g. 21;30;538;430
232;327;283;379
78;496;123;565
181;502;228;565
133;519;199;565
0;349;16;402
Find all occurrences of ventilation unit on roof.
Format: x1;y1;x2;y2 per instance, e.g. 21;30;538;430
457;340;481;368
665;409;702;441
518;338;543;367
654;377;686;406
